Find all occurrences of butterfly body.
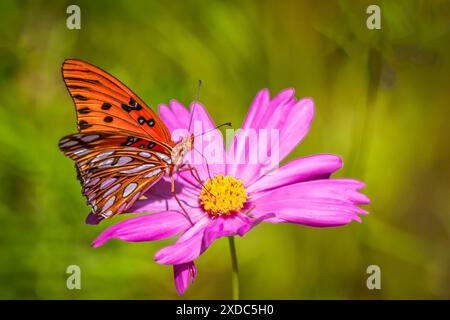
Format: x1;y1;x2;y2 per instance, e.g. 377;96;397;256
170;134;195;171
59;59;195;222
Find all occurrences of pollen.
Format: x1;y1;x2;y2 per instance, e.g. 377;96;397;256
199;174;247;216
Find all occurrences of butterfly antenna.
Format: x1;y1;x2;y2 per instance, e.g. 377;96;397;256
194;122;232;138
188;80;202;132
192;145;213;180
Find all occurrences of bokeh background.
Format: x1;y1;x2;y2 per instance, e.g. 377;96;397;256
0;0;449;299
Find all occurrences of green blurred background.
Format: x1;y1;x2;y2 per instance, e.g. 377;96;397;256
0;0;449;299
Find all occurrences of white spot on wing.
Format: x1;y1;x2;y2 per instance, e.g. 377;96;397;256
86;177;100;187
72;148;90;155
60;140;78;148
129;192;142;206
139;152;151;158
120;164;155;174
155;152;171;164
103;183;121;197
98;158;114;168
101;210;113;218
82;134;100;142
100;178;117;189
118;202;127;212
123;182;138;197
92;151;115;162
116;156;132;166
102;196;116;212
144;168;162;178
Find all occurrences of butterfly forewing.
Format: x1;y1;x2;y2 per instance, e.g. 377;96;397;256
62;59;174;152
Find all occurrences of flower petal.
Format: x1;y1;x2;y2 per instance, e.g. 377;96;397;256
277;98;314;163
226;89;315;184
252;179;370;227
92;211;192;248
130;177;201;217
155;213;273;265
173;261;196;295
185;102;226;180
247;154;343;194
240;89;271;133
203;212;274;248
155;216;210;265
160;100;225;183
158;100;190;133
226;89;290;180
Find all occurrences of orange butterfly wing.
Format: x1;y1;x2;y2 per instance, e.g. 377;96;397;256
59;132;169;221
62;59;174;151
60;59;178;222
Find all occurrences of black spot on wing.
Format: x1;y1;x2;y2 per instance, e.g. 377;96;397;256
78;107;91;114
121;103;133;112
79;120;92;130
101;103;112;110
74;94;89;101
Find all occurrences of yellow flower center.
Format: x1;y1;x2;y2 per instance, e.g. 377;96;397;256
199;174;247;216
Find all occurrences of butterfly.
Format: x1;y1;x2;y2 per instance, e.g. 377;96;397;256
59;59;201;224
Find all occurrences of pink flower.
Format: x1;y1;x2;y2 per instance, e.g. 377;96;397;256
92;88;370;295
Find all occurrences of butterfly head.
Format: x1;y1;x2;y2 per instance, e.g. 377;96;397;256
171;134;195;167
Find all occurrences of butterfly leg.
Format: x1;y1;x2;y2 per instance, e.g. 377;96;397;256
177;165;215;197
170;173;194;226
179;165;203;184
192;146;212;180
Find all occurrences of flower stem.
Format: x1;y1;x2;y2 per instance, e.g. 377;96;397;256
228;236;240;300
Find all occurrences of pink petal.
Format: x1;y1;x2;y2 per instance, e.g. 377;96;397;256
203;212;274;248
173;261;196;295
277;98;315;168
159;100;225;184
226;89;315;184
130;177;202;219
185;102;226;180
247;154;343;193
155;216;210;265
158;100;190;133
155;213;273;265
240;89;271;134
252;179;370;227
92;211;192;248
226;89;288;180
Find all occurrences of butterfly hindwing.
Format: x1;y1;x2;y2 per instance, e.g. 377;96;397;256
59;132;171;219
81;165;164;219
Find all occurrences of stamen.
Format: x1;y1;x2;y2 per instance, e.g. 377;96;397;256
199;174;247;216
